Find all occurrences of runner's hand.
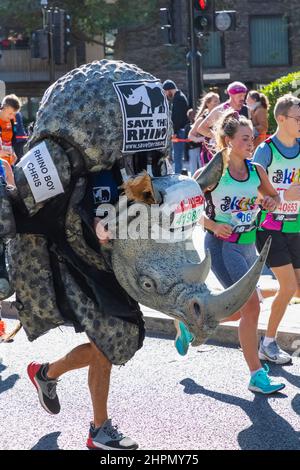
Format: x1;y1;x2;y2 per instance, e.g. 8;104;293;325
94;217;112;245
214;223;233;238
261;195;277;211
0;150;10;158
284;184;300;201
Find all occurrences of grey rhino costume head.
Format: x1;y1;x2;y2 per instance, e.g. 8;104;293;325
0;59;270;363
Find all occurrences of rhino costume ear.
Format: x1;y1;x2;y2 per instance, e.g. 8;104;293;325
182;249;211;283
195;151;225;193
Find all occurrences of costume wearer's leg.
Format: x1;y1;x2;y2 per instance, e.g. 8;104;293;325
0;301;5;337
48;341;112;428
28;343;94;415
0;241;11;300
267;264;297;338
88;340;112;428
188;147;200;176
47;343;93;379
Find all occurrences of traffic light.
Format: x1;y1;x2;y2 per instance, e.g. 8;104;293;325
159;1;185;46
159;7;173;45
64;13;72;51
31;29;49;60
53;9;65;65
193;0;215;35
52;9;71;65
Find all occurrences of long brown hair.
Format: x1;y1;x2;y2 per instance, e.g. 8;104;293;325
214;110;253;168
248;90;269;110
195;92;219;120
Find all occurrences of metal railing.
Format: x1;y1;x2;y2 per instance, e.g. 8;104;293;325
0;48;74;82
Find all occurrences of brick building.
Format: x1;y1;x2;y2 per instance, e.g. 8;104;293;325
1;0;299;119
114;0;300;100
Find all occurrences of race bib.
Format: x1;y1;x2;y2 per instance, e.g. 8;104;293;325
231;208;259;233
163;180;204;229
274;201;300;221
17;141;64;203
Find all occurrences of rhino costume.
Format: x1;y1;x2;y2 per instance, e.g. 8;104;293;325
0;60;270;364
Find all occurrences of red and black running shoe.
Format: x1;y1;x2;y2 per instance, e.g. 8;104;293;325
27;362;60;415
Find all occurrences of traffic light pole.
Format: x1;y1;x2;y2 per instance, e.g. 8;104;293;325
187;0;204;110
46;9;55;84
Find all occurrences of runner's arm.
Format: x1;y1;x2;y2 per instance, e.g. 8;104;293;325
188;116;206;143
1;159;15;187
256;165;280;211
196;108;220;139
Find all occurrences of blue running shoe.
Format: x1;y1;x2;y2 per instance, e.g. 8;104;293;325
174;321;194;356
259;337;291;364
248;364;285;394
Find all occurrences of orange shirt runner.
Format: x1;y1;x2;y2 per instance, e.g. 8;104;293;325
0;117;15;165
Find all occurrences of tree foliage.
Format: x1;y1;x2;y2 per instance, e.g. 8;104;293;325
262;71;300;133
0;0;158;44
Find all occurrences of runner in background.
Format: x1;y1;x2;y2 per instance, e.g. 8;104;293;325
0;156;15;339
175;110;286;395
196;82;249;143
254;94;300;364
0;94;20;167
247;90;269;149
162;80;189;174
184;108;205;176
188;92;220;168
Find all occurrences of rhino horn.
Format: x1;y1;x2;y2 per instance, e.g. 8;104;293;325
182;249;211;283
195;151;224;192
203;236;271;321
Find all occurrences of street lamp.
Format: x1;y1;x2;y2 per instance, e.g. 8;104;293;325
40;0;48;29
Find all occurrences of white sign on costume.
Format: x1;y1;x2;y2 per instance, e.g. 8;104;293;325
113;80;169;153
17;141;64;203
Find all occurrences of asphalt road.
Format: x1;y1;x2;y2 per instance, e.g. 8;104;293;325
1;319;300;450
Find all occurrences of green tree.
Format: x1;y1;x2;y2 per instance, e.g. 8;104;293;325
0;0;158;47
262;71;300;133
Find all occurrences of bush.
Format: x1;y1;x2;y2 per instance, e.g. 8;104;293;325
261;71;300;133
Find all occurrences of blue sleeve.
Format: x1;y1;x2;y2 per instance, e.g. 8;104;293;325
253;142;272;171
15;112;27;137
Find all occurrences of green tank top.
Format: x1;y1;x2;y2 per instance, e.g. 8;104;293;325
205;160;261;244
259;139;300;233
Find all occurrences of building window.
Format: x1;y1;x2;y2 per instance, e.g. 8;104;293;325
203;32;223;68
250;16;289;66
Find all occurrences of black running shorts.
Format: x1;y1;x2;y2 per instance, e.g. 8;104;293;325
256;230;300;269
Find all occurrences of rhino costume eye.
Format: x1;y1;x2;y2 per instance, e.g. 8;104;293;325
140;276;156;292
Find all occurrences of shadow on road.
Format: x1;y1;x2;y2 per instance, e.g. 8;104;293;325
31;432;61;450
291;393;300;416
180;378;300;450
268;363;300;389
0;362;20;395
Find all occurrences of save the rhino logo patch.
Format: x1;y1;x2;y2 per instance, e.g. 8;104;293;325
93;186;111;204
113;80;169;153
